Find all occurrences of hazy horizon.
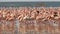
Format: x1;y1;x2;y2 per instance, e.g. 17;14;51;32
0;0;60;2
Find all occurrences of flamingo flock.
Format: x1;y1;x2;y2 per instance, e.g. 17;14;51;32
0;7;60;34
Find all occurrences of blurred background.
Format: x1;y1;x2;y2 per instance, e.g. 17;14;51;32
0;0;60;2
